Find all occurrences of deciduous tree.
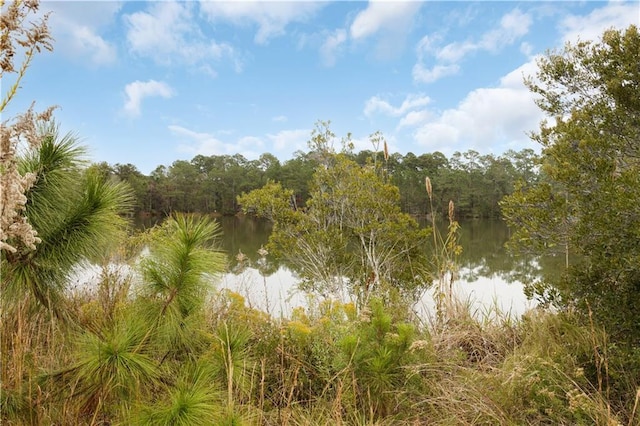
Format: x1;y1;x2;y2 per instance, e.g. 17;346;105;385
239;123;430;307
501;25;640;344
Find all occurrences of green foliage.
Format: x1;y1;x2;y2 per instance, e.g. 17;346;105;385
236;180;297;224
338;298;415;418
239;126;430;305
137;214;227;356
56;314;159;420
207;322;253;405
133;364;222;426
1;122;133;315
109;138;538;219
501;25;640;345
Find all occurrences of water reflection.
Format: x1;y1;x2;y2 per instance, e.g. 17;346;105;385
215;217;561;317
134;215;562;317
449;219;565;287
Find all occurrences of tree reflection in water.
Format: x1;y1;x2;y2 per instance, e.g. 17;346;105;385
217;217;564;318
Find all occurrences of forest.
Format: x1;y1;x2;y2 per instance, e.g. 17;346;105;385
92;146;539;220
2;2;640;425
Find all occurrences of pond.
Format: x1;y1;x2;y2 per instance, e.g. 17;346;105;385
207;216;562;319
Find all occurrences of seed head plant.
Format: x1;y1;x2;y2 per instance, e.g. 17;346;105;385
425;176;462;325
1;0;55;253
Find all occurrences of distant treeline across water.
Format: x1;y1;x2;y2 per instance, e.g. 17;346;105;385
94;148;539;219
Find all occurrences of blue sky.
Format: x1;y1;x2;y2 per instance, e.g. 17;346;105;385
5;1;639;174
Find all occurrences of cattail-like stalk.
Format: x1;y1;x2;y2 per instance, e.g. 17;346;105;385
448;200;455;223
383;140;389;162
425;177;433;200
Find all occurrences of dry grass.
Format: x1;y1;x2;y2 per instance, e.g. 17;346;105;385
2;260;637;426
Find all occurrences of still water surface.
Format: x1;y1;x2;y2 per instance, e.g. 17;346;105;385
207;216;561;318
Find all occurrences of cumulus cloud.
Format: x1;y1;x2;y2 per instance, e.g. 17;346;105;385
320;29;347;67
267;129;310;152
124;1;237;70
479;9;532;52
413;60;543;154
398;110;431;129
123;80;174;117
199;2;324;44
170;125;227;155
410;2;638;153
45;2;120;65
412;63;460;84
169;125;311;160
350;0;421;40
67;25;117;65
170;125;263;159
364;93;431;118
413;8;532;84
349;0;422;60
559;1;639;44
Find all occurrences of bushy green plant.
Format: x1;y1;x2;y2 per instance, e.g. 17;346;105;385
1;122;133;317
501;25;640;346
337;298;415;418
136;214;226;358
132;363;222;426
238;123;430;307
51;313;159;422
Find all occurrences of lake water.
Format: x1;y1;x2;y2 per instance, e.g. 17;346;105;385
210;216;561;319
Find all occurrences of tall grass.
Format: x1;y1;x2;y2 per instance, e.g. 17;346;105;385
2;214;637;424
425;177;463;326
3;279;635;425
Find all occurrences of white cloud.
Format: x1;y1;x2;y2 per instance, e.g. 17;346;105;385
350;1;421;40
46;2;120;65
411;1;636;153
398;110;431;129
200;2;324;44
412;63;460;84
413;60;543;154
170;125;315;160
364;94;431;118
415;33;443;55
437;9;532;60
170;125;262;159
238;136;265;149
68;25;117;65
123;80;174;117
170;125;223;151
320;29;347;67
272;115;288;123
349;0;422;60
559;2;639;44
267;129;310;152
435;41;475;63
413;8;532;84
479;9;532;52
125;2;191;60
520;41;533;57
124;1;237;70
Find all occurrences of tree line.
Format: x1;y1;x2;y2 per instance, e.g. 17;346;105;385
92;147;540;219
3;1;639;421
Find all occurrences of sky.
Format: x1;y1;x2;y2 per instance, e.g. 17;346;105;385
5;1;639;174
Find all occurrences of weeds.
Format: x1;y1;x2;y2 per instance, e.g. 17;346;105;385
2;207;637;425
